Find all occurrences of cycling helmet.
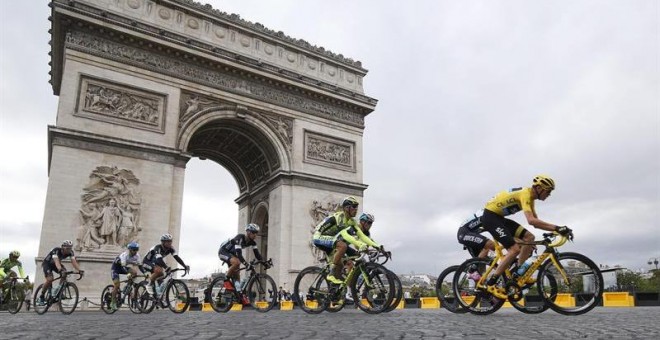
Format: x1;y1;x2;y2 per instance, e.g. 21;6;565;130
61;240;73;248
9;250;20;258
161;233;173;242
359;213;375;223
245;223;260;233
127;242;139;250
341;196;359;207
533;175;556;190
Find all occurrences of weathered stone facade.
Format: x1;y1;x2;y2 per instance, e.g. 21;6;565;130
38;0;376;302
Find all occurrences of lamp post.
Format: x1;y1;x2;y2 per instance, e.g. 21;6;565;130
648;257;659;270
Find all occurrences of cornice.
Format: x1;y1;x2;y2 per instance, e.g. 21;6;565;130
49;0;378;106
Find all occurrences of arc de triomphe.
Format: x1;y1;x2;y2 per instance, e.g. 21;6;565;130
37;0;377;299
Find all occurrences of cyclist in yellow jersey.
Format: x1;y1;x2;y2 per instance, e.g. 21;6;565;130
481;175;572;294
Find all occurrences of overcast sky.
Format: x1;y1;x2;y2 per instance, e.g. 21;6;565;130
1;0;658;280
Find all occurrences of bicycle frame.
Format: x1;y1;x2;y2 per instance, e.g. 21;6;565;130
472;233;569;298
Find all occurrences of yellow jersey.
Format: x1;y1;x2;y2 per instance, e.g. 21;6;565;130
484;187;535;217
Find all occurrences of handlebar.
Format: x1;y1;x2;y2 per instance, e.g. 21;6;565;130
59;271;84;281
247;258;274;270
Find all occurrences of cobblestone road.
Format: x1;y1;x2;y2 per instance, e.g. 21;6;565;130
2;307;659;339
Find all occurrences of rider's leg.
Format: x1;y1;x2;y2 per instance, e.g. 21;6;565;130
330;241;348;281
477;239;496;258
516;229;535;266
227;257;242;289
149;265;164;296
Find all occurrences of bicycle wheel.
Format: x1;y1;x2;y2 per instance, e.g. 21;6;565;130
166;279;190;313
383;270;403;313
351;263;395;314
538;252;603;315
6;285;25;314
208;277;235;313
510;271;556;314
245;273;277;312
126;284;142;314
33;284;51;315
435;265;467;314
135;282;156;314
100;285;116;314
58;282;79;314
293;266;330;314
453;257;505;315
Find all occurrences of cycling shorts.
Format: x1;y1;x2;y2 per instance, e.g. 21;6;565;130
42;262;63;277
111;264;130;281
457;226;489;257
481;209;528;248
217;250;236;264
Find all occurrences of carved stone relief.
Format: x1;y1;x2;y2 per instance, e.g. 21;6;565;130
255;111;293;151
180;91;294;151
75;166;142;254
304;131;355;171
179;91;224;125
76;76;166;133
65;30;364;127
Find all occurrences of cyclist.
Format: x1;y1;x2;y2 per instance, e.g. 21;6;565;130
142;234;189;298
457;209;496;259
38;240;84;305
312;197;381;284
481;175;572;296
217;223;265;303
109;242;146;310
0;251;27;295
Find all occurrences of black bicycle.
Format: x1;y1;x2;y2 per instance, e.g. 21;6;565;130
207;258;277;313
33;271;84;315
101;274;147;314
0;276;30;314
136;268;190;314
293;249;395;314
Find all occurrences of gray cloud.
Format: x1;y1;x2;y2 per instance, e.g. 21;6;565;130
1;1;658;280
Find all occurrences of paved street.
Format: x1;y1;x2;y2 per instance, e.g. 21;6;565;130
2;307;659;339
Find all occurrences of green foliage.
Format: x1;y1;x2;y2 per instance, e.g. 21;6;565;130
616;270;660;293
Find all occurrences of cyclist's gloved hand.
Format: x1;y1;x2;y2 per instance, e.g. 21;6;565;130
358;244;368;252
555;226;574;240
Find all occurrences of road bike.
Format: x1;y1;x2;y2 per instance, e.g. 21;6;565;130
372;251;402;313
293;248;395;314
136;268;190;314
454;231;603;315
0;276;30;314
207;258;277;313
33;271;83;315
100;273;147;314
435;265;468;313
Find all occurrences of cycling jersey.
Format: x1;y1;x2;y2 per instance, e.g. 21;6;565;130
0;258;25;278
315;211;357;237
112;251;144;270
143;244;185;270
42;247;76;275
460;209;485;232
218;234;262;263
111;251;144;280
313;211;378;251
43;247;75;265
484;187;535;216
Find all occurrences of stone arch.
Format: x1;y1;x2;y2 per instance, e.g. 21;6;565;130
178;107;291;193
251;201;269;268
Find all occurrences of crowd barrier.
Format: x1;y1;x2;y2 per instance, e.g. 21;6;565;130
109;292;658;312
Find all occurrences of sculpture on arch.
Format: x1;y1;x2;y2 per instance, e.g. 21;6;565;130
75;166;143;252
